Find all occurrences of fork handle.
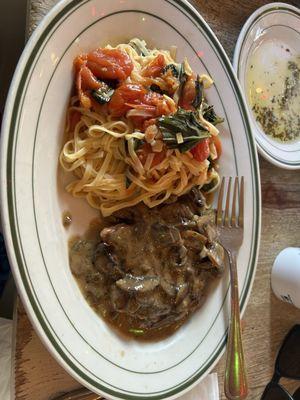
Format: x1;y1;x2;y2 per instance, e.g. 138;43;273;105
224;250;248;400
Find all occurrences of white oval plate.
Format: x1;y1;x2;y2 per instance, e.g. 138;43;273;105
0;0;261;398
233;2;300;170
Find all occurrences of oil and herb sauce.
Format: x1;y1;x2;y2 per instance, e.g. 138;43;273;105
246;40;300;142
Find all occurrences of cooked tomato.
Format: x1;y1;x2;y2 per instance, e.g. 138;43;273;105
108;83;148;117
108;82;176;129
74;54;87;71
138;143;166;167
151;149;166;167
76;65;98;109
86;48;133;80
142;54;165;78
143;118;157;130
154;96;177;116
108;84;165;117
191;138;210;162
212;135;222;159
179;76;196;110
76;65;92;108
80;66;101;90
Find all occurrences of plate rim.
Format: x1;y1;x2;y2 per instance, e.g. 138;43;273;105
233;2;300;170
0;0;261;398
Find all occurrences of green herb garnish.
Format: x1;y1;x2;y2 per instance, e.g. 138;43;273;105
150;84;164;95
129;38;149;56
129;328;145;336
162;63;179;78
133;138;143;151
202;104;224;125
91;86;114;104
158;108;210;152
173;62;188;105
125;176;131;189
192;75;204;109
202;178;219;193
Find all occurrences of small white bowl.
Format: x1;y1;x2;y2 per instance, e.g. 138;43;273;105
233;2;300;169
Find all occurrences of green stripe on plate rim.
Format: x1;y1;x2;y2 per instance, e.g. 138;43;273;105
6;0;260;398
236;5;300;166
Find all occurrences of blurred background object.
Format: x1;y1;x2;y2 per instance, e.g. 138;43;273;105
0;0;28;318
0;0;28;115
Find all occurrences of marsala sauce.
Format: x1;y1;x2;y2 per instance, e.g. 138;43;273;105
246;40;300;142
68;220;189;341
67;190;220;341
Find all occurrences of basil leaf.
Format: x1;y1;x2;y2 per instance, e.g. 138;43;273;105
202;178;219;193
192;75;204;109
158;108;210;152
150;84;164;95
162;63;180;78
125;176;131;189
202;103;224;125
133;138;143;151
129;328;145;336
173;62;188;105
129;38;149;56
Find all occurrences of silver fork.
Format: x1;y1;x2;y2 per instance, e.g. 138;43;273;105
217;177;248;400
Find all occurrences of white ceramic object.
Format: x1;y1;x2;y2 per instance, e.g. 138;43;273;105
272;247;300;308
233;2;300;170
0;1;261;399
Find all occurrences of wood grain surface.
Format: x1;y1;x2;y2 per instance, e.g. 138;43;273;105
15;1;300;399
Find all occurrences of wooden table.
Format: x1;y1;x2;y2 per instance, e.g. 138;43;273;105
15;0;300;399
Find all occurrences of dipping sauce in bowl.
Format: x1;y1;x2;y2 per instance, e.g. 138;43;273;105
246;41;300;142
233;2;300;169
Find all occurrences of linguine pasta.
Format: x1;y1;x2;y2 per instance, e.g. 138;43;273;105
60;39;222;216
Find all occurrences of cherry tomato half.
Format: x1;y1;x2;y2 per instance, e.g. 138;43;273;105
191;138;210;162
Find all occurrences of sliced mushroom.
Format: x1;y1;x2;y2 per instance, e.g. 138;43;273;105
204;223;218;243
160;279;177;297
207;242;224;268
199;245;208;259
194;214;213;230
69;239;95;276
151;223;181;246
135;291;172;324
176;294;191;313
84;282;104;299
175;282;189;304
116;274;160;293
93;242;123;279
192;276;205;295
187;186;206;210
181;230;207;251
198;261;215;271
110;285;127;311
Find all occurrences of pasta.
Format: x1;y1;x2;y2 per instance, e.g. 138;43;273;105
60;39;222;216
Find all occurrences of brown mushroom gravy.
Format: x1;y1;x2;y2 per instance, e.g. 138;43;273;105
69;188;224;340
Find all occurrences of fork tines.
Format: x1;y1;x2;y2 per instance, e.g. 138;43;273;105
216;177;244;227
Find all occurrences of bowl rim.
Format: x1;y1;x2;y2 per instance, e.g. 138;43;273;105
233;2;300;170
